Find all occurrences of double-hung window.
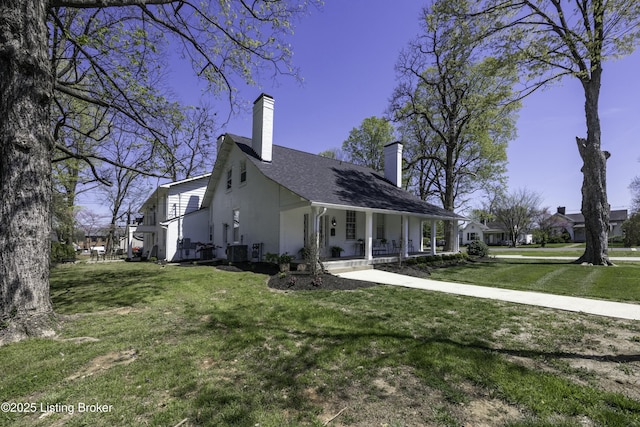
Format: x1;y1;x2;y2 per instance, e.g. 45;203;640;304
240;160;247;183
346;210;356;240
226;168;232;190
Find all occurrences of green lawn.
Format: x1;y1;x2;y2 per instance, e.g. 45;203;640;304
1;262;639;426
429;258;640;303
488;248;640;258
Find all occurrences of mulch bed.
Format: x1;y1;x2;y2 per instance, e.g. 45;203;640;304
268;271;378;291
214;259;468;291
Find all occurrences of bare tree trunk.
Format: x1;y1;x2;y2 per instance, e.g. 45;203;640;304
0;1;56;343
575;71;612;266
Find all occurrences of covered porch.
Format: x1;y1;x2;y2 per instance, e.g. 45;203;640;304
279;203;461;266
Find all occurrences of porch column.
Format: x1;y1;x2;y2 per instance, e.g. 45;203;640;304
453;219;460;252
312;206;327;258
431;220;437;255
365;211;373;261
127;225;134;258
402;215;409;258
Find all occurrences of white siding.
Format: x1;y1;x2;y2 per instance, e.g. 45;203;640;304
165;176;209;221
165;208;209;261
208;145;284;259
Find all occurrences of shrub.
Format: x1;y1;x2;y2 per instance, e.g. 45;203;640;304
51;242;76;262
467;240;489;257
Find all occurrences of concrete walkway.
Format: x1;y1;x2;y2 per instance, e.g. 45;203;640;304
336;269;640;321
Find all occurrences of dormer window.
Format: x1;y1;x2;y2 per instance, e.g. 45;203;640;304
226;168;232;190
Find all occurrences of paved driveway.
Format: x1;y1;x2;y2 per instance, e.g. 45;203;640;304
336;269;640;321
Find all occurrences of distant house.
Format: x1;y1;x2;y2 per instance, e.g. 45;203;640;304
550;207;628;242
134;174;210;261
459;221;532;246
201;94;464;268
460;221;507;246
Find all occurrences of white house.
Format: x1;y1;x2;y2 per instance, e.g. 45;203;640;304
134;174;211;261
201;94;464;268
460;220;535;246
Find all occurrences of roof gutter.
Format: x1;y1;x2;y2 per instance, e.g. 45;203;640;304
308;201;466;221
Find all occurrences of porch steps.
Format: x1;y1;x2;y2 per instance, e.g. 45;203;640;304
325;263;374;274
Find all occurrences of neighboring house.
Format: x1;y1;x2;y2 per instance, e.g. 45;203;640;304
551;206;628;242
459;221;532;246
460;221;507;246
201;94;464;267
134;174;211;261
76;231;110;251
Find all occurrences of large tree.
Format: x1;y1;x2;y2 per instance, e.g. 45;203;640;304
390;1;519;251
453;0;640;265
494;188;543;247
342;116;395;172
0;0;317;344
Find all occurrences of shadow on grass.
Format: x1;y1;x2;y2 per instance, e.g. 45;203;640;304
186;302;640;425
50;267;166;313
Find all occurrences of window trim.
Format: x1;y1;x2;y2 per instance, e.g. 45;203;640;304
226;168;232;190
346;210;356;240
240;160;247;184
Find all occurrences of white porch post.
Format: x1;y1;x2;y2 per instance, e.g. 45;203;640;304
365;211;373;261
402;215;409;258
312;206;327;258
431;220;437;255
453;219;460;252
127;225;134;258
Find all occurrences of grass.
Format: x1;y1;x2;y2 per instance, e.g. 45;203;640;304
429;258;640;302
495;250;640;258
0;262;639;426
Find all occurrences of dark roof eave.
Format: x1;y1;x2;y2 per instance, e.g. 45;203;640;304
309;201;465;220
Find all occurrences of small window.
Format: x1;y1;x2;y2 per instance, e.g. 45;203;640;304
346;210;356;240
240;160;247;183
226;168;232;190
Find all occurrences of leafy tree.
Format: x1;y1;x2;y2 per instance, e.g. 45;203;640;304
390;1;519;251
318;147;347;161
622;213;640;247
531;207;555;247
342;116;395;171
629;175;640;214
452;0;640;265
0;0;318;343
493;188;542;247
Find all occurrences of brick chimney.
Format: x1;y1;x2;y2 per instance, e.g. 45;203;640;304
252;94;274;162
557;206;566;215
384;141;403;187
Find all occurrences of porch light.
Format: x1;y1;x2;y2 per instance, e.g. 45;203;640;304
331;217;337;227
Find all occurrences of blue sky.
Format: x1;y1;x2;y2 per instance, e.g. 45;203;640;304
81;1;640;217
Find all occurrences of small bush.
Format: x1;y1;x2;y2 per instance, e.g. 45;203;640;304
467;240;489;257
51;242;76;263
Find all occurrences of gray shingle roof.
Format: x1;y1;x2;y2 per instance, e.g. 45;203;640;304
565;209;628;223
229;134;463;220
